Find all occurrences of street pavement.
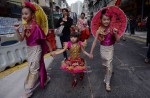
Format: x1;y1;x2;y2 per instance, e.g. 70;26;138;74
0;57;54;98
32;35;150;98
1;33;150;98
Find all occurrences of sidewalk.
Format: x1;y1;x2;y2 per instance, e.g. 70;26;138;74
125;31;147;39
0;56;54;98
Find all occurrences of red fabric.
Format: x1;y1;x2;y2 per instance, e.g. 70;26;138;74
46;29;56;51
79;28;90;41
105;8;113;18
115;0;121;6
70;27;76;32
24;2;36;11
91;6;127;39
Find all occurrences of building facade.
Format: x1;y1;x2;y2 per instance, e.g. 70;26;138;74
82;0;89;17
84;0;150;20
83;0;111;20
120;0;150;18
71;1;83;16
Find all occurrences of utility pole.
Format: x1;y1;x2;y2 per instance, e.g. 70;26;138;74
141;0;144;21
49;0;54;28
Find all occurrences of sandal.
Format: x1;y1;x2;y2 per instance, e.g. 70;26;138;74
20;92;33;98
79;73;84;81
44;76;50;86
145;58;149;63
72;78;78;87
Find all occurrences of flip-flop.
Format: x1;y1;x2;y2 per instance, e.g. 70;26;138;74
72;79;78;87
44;76;51;86
20;92;33;98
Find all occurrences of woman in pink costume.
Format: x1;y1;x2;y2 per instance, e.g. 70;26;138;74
90;9;120;92
14;2;52;98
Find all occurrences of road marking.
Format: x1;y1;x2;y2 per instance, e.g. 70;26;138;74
126;35;146;43
142;47;148;49
138;53;145;57
136;42;144;44
114;56;124;65
0;62;27;78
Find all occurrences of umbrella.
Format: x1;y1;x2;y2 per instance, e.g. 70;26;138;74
22;2;48;35
91;6;127;39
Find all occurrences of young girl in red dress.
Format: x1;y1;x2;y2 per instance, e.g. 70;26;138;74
51;32;90;87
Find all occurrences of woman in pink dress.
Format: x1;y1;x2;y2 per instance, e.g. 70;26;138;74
77;13;90;43
90;9;120;92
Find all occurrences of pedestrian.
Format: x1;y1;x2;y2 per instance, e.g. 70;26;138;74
126;16;131;33
0;36;1;46
51;32;90;87
14;2;52;98
130;16;136;35
77;13;90;45
56;8;73;60
145;14;150;63
89;9;120;92
122;17;130;41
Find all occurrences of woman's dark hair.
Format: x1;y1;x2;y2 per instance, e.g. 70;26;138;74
100;9;107;19
62;8;69;13
81;12;85;16
23;6;35;14
70;32;80;38
62;8;69;17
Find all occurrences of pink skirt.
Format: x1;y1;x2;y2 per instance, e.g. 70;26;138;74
61;57;86;73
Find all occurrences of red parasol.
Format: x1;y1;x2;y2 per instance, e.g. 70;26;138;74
115;0;122;6
91;6;127;38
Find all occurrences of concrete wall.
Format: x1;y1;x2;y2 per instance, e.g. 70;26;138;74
0;33;62;72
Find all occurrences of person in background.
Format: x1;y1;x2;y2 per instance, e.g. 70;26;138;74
122;16;130;41
130;15;136;35
77;13;90;45
77;13;88;32
145;14;150;63
56;8;73;60
0;37;1;46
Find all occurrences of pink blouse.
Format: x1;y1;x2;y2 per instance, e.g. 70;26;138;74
100;30;116;46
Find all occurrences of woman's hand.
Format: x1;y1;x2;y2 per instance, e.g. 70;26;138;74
60;22;64;25
50;52;56;57
63;16;67;21
14;23;21;31
89;53;94;59
114;28;120;42
113;28;118;34
98;26;105;35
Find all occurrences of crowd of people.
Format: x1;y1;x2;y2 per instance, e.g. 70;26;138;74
125;15;148;35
